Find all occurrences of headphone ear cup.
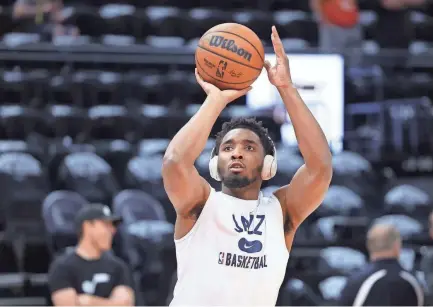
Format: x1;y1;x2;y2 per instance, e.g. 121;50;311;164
262;155;277;180
209;156;221;181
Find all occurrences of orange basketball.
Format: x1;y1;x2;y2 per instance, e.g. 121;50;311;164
321;0;359;28
195;23;265;90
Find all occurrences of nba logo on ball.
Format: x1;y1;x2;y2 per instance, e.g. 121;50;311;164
195;23;265;91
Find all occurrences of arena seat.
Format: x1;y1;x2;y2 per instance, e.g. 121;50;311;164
274;11;316;44
145;36;185;48
0;70;26;104
0;152;50;274
318;276;347;303
88;105;138;140
359;11;378;41
232;10;274;42
331;150;381;209
99;4;138;37
49;73;79;105
112;189;167;224
116;190;174;305
318;247;367;274
0;7;14;38
311;216;369;245
279;278;324;306
101;34;136;46
384;184;431;217
62;5;105;37
92;139;134;186
42;190;88;255
57;151;119;204
138;139;169;156
317;186;365;217
146;6;187;38
74;70;123;106
47;104;89;139
412;11;433;42
187;8;231;40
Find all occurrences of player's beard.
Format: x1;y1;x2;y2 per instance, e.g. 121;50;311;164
222;175;254;189
220;165;261;189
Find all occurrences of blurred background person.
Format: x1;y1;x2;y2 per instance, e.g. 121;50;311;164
337;224;424;306
12;0;78;40
310;0;362;66
47;204;134;306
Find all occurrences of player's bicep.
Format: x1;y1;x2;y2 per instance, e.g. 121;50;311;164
276;164;331;228
162;160;210;215
51;288;78;306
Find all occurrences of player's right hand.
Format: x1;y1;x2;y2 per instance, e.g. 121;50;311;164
195;68;252;105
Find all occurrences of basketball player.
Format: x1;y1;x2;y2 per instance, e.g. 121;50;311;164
162;26;332;306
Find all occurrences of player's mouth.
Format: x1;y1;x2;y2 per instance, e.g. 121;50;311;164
229;161;245;173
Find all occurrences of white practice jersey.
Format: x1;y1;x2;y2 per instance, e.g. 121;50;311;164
170;188;290;306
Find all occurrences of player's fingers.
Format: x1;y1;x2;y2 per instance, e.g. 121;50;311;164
264;60;272;71
271;26;285;56
195;68;207;88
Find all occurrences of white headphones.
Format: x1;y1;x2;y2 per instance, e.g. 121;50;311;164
208;136;278;182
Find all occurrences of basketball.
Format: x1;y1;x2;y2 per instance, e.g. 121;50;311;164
195;23;265;90
321;0;359;28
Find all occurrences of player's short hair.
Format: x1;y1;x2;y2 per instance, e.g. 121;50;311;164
214;117;274;156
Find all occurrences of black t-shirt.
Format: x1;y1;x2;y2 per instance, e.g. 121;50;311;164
376;5;412;49
48;249;133;298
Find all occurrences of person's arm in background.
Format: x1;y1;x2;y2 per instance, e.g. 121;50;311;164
13;0;53;19
48;258;79;306
77;260;135;306
310;0;324;20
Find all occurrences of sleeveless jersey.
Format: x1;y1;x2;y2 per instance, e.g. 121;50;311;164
170;188;290;306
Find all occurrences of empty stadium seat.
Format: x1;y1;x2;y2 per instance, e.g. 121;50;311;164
88;105;138;140
62;5;104;37
0;105;48;139
46;104;89;139
57;152;119;204
116;190;174;305
317;186;365;217
279;278;324;306
99;4;139;37
232;10;274;42
0;152;50;274
138;139;169;156
312;216;369;244
92;139;134;185
146;6;187;38
42;190;88;254
318;276;347;303
112;189;166;224
319;247;367;274
274;11;316;44
384;184;431;216
187;8;231;39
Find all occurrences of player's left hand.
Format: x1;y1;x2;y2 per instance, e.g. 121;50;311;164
264;26;292;88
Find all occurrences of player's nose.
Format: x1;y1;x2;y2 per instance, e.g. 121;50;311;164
231;149;243;160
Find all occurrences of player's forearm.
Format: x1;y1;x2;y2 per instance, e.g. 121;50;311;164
164;95;226;165
278;86;332;170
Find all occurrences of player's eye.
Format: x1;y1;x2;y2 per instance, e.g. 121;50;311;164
246;145;254;151
223;146;232;151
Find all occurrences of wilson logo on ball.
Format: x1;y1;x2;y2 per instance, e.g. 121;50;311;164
209;35;252;62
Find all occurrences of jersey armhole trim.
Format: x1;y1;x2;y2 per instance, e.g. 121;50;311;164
270;194;291;257
174;185;215;244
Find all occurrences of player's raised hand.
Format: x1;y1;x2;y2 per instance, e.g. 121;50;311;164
195;68;252;105
264;26;292;88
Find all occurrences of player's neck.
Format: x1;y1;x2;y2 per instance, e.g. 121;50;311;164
76;239;103;260
222;184;261;200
